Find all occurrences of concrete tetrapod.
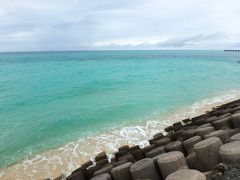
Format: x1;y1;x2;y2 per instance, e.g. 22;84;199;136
145;146;165;158
165;141;185;154
157;151;188;179
165;169;206;180
183;136;202;154
186;152;204;172
229;132;240;142
153;138;171;147
90;173;112;180
130;158;161;180
219;141;240;163
204;130;228;143
212;117;232;130
230;112;240;128
195;126;215;138
193;137;222;171
111;162;132;180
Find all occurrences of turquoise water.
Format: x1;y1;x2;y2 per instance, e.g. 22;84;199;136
0;50;240;168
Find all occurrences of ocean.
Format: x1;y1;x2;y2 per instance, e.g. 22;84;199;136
1;50;240;179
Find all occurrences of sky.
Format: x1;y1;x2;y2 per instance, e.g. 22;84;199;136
0;0;240;52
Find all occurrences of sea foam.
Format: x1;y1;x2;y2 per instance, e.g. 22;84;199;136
1;89;240;180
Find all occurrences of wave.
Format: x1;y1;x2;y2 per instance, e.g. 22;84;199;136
1;89;240;180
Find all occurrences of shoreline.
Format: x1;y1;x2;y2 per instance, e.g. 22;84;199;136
1;90;240;179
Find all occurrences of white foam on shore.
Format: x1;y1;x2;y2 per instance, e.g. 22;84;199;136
1;90;240;180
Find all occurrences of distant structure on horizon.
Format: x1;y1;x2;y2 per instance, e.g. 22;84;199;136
224;50;240;52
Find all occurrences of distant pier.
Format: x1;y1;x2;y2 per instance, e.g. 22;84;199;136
224;50;240;52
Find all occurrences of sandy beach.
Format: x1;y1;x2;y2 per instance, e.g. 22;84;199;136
1;90;240;180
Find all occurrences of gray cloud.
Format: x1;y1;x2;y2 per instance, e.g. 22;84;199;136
0;0;240;51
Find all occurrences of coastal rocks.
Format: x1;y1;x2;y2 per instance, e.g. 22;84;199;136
145;146;165;158
229;132;240;142
67;167;86;180
129;147;145;161
230;112;240;128
195;126;215;138
193;137;222;171
118;145;129;152
143;144;156;154
130;158;161;180
64;99;240;180
186;152;204;172
153;137;171;147
182;129;196;140
157;151;188;179
204;130;228;143
207;161;240;180
95;152;108;162
94;164;114;176
165;141;185;154
90;173;112;180
111;162;132;180
212;117;232;130
165;169;206;180
219;141;240;163
165;126;173;133
183;136;202;154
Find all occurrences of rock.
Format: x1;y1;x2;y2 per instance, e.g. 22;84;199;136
183;136;202;154
225;128;240;139
153;132;164;139
165;169;206;180
96;159;109;166
67;167;86;180
82;160;93;169
86;166;102;179
230;112;240;128
111;162;132;180
94;164;114;176
90;173;112;180
165;141;185;154
143;144;156;154
153;137;171;147
213;163;228;173
165;126;173;132
219;141;240;163
195;126;215;138
130;158;161;180
145;146;165;158
218;113;231;119
205;116;218;123
118;153;135;162
186;152;204;172
112;159;129;167
182;129;196;140
130;148;145;161
193;137;222;171
197;123;212;129
204;130;228;143
182;118;191;123
172;130;184;141
229;132;240;142
212;117;232;130
118;145;129;152
157;151;188;179
115;151;128;161
95;152;108;162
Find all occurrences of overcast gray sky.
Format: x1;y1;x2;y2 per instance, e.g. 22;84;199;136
0;0;240;52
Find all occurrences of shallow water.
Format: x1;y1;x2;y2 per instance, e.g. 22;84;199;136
0;50;240;179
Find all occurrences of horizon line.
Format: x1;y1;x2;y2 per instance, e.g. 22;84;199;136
0;49;228;54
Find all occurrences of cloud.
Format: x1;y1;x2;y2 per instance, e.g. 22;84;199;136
0;0;240;51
